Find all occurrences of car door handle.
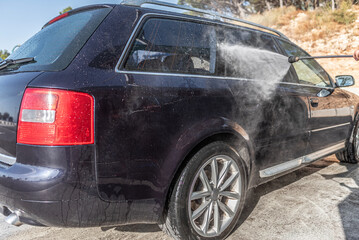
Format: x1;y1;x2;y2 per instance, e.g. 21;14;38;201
310;98;319;107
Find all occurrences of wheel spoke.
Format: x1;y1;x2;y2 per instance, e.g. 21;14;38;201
218;200;234;217
200;169;212;191
218;161;232;187
201;201;213;234
211;158;219;187
191;191;211;201
219;172;239;191
213;201;220;233
192;200;211;220
220;191;240;199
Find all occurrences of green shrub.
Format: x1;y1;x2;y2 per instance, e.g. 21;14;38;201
332;1;357;25
246;6;297;27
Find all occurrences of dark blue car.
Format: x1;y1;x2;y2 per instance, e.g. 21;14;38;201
0;1;358;239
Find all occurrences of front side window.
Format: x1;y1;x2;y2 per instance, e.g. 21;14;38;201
216;27;287;81
124;18;216;75
277;40;332;87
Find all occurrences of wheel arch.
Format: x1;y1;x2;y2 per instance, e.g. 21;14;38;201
160;119;255;220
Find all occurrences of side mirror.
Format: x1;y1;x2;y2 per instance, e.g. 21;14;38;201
335;75;355;87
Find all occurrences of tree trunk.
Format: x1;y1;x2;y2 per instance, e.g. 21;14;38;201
332;0;335;10
233;1;245;18
280;0;284;8
313;0;318;9
265;0;271;10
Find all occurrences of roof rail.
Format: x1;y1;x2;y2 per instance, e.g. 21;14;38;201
121;0;288;39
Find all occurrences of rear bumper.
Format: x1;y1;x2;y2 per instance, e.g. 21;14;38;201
0;161;64;226
0;144;100;227
0;194;60;226
0;192;160;227
0;144;160;227
0;162;84;226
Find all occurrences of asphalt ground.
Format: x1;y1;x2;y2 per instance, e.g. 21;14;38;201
2;156;359;240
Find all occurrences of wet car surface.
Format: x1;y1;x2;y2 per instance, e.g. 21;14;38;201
2;157;359;240
1;2;359;239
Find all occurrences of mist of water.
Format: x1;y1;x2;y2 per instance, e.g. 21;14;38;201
218;43;291;100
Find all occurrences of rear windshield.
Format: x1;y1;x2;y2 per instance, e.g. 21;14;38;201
4;7;111;72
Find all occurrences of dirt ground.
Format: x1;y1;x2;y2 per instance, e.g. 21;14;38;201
2;155;359;240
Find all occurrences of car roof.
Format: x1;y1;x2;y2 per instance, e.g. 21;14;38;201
120;0;289;40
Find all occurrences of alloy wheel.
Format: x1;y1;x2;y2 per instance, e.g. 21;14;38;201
188;155;242;237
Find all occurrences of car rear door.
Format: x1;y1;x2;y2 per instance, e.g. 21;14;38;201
277;40;352;161
215;28;311;179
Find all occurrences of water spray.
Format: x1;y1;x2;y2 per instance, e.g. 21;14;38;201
288;55;353;63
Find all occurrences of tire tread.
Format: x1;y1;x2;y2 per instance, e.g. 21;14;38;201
162;141;247;240
336;120;359;164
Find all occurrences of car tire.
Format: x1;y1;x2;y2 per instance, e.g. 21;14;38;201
162;141;248;240
336;119;359;164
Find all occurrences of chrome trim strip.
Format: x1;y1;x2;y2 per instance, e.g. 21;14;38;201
279;81;334;90
311;122;351;133
259;157;303;178
117;69;256;81
0;152;16;165
303;141;345;163
311;107;352;118
260;141;346;178
116;69;335;90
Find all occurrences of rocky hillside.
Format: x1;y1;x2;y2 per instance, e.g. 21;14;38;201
249;5;359;85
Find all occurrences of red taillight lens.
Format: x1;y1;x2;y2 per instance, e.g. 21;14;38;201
17;88;94;146
42;12;70;29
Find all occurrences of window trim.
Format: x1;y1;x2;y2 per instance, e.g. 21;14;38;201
115;13;334;91
116;68;335;90
121;16;218;75
115;13;220;72
272;37;300;84
115;13;284;74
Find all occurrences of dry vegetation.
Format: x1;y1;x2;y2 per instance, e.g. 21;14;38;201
247;1;359;85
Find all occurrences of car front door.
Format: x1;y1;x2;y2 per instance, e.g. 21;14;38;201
215;28;311;178
277;40;353;161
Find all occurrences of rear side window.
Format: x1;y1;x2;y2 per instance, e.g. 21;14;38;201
124;18;217;75
123;17;283;81
277;40;332;87
5;8;111;72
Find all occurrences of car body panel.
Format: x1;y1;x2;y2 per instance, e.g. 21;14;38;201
0;4;358;228
307;87;353;152
0;72;43;158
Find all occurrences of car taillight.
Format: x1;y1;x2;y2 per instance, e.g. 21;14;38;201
17;88;94;146
43;12;70;28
